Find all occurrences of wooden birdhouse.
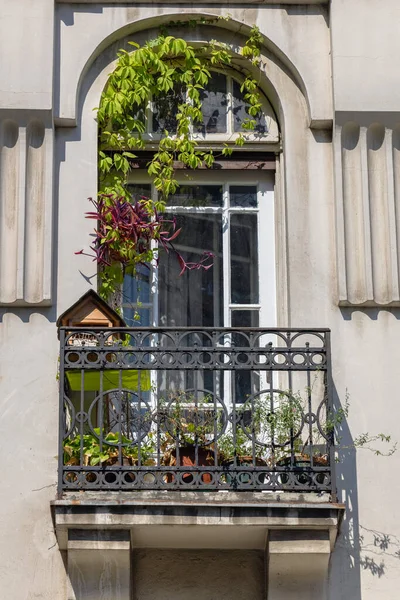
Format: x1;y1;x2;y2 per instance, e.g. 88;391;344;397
57;289;125;345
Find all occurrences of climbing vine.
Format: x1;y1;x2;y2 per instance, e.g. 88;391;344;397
78;19;264;298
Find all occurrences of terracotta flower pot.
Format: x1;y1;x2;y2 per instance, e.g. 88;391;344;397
165;446;214;484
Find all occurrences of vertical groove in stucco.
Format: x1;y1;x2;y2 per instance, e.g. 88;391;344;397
0;120;19;303
392;126;400;295
384;127;399;301
367;123;391;304
24;119;45;303
341;122;367;304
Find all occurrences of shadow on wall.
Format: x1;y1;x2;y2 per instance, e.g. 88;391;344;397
340;307;400;321
59;4;103;28
358;525;400;578
328;383;362;600
0;306;57;324
328;384;400;599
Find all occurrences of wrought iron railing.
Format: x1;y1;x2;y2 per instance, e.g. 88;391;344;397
58;327;335;496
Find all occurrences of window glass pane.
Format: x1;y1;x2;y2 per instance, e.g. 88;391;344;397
123;265;151;306
152;84;185;133
230;214;259;304
231;310;259;329
233;369;260;405
127;183;151;202
231;311;260;405
126;106;146;133
232;80;268;135
195;72;228;134
167;185;223;207
123;188;152;325
230;185;257;208
122;306;151;327
159;214;223;326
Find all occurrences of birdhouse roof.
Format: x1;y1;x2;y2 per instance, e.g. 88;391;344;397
56;289;126;329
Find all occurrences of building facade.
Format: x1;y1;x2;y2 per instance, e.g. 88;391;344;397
1;1;400;598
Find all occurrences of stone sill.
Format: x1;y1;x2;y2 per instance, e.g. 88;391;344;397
52;491;345;552
56;0;328;5
54;489;334;505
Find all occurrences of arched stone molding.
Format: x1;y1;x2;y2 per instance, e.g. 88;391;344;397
55;7;331;128
335;113;400;306
57;16;335;327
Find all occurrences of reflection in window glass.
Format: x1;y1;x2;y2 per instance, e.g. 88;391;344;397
167;185;223;207
152;84;185;133
230;186;257;208
231;311;260;405
127;183;151;203
232;80;268;134
231;310;259;329
195;72;228;134
123;266;151;306
159;214;223;327
123;264;151;327
126;106;146;133
122;307;151;327
123;189;152;327
230;214;259;304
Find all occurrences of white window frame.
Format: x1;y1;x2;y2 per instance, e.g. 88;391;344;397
124;171;276;328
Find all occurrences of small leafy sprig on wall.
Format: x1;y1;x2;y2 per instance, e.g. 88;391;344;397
82;22;264;297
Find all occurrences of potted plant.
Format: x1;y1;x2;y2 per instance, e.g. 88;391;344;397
218;428;267;466
159;392;219;484
63;428;155;484
218;391;316;486
217;427;267;485
262;392;329;486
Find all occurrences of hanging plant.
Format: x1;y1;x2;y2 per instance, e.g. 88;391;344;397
76;20;264;298
76;194;214;295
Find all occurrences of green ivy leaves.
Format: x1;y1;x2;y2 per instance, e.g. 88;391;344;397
94;22;264;297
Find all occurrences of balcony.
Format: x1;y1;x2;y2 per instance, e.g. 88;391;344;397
58;327;335;497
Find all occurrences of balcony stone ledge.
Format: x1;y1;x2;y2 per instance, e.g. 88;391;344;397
52;491;344;551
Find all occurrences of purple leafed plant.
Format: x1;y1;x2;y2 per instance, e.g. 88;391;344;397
76;194;213;277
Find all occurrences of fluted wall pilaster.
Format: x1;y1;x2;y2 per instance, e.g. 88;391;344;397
335;114;400;306
0;111;53;305
0;120;20;303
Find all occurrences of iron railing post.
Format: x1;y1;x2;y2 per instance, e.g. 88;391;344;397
57;328;66;498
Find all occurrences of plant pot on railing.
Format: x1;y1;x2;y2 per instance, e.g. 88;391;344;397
64;450;137;484
63;429;155;485
221;455;267;485
276;453;329;487
164;445;214;484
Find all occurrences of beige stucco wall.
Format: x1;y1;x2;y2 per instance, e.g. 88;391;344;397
1;2;400;599
0;311;65;599
132;549;265;600
0;0;54;110
331;0;400;113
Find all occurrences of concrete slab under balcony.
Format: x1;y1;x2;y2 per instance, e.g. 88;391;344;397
52;490;344;551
